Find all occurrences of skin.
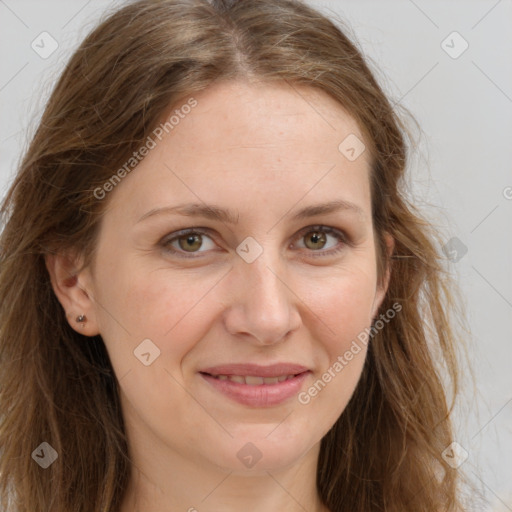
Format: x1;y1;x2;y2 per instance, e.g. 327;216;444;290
47;79;393;512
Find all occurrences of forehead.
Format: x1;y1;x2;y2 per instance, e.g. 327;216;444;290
106;79;372;224
169;79;365;156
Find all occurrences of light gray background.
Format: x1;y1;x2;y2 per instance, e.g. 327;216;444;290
1;1;511;510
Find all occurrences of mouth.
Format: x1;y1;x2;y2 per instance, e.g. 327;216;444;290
198;364;311;407
199;373;303;385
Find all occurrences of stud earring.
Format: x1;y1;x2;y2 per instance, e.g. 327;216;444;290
75;314;87;325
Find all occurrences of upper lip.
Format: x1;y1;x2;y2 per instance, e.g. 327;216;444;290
199;363;310;378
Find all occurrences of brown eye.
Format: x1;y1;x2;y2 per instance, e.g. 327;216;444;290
303;231;327;250
162;229;216;258
178;234;203;252
293;226;348;258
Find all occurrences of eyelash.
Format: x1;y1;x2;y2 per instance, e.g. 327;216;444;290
159;225;350;260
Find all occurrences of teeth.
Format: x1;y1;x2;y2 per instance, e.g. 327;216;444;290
245;376;264;385
211;374;296;384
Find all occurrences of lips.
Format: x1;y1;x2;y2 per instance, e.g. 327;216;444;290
198;363;311;407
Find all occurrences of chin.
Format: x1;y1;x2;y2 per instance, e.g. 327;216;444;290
200;426;319;474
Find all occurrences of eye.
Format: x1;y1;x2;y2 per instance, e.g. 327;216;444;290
161;228;216;257
292;225;348;258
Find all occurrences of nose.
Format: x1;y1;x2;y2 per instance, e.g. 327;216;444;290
222;249;302;346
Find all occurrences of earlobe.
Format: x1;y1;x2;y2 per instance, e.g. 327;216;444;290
44;251;100;337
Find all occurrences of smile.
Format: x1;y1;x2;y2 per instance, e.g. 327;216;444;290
204;373;299;385
199;369;311;407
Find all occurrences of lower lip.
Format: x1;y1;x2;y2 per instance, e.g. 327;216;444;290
200;372;310;407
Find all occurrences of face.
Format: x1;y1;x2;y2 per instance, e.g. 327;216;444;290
62;79;391;474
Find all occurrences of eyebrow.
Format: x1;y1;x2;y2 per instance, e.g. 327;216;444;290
136;199;366;225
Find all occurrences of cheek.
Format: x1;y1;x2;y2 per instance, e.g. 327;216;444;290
306;264;377;348
299;342;368;440
298;265;376;408
93;256;218;441
295;275;374;429
93;251;223;372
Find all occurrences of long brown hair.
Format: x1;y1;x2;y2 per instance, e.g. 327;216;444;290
0;0;474;510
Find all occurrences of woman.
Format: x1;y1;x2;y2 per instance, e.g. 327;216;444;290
0;0;472;510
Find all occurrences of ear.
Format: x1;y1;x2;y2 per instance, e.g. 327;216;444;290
370;232;395;320
45;250;100;337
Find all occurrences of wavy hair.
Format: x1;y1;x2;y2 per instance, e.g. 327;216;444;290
0;0;473;510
